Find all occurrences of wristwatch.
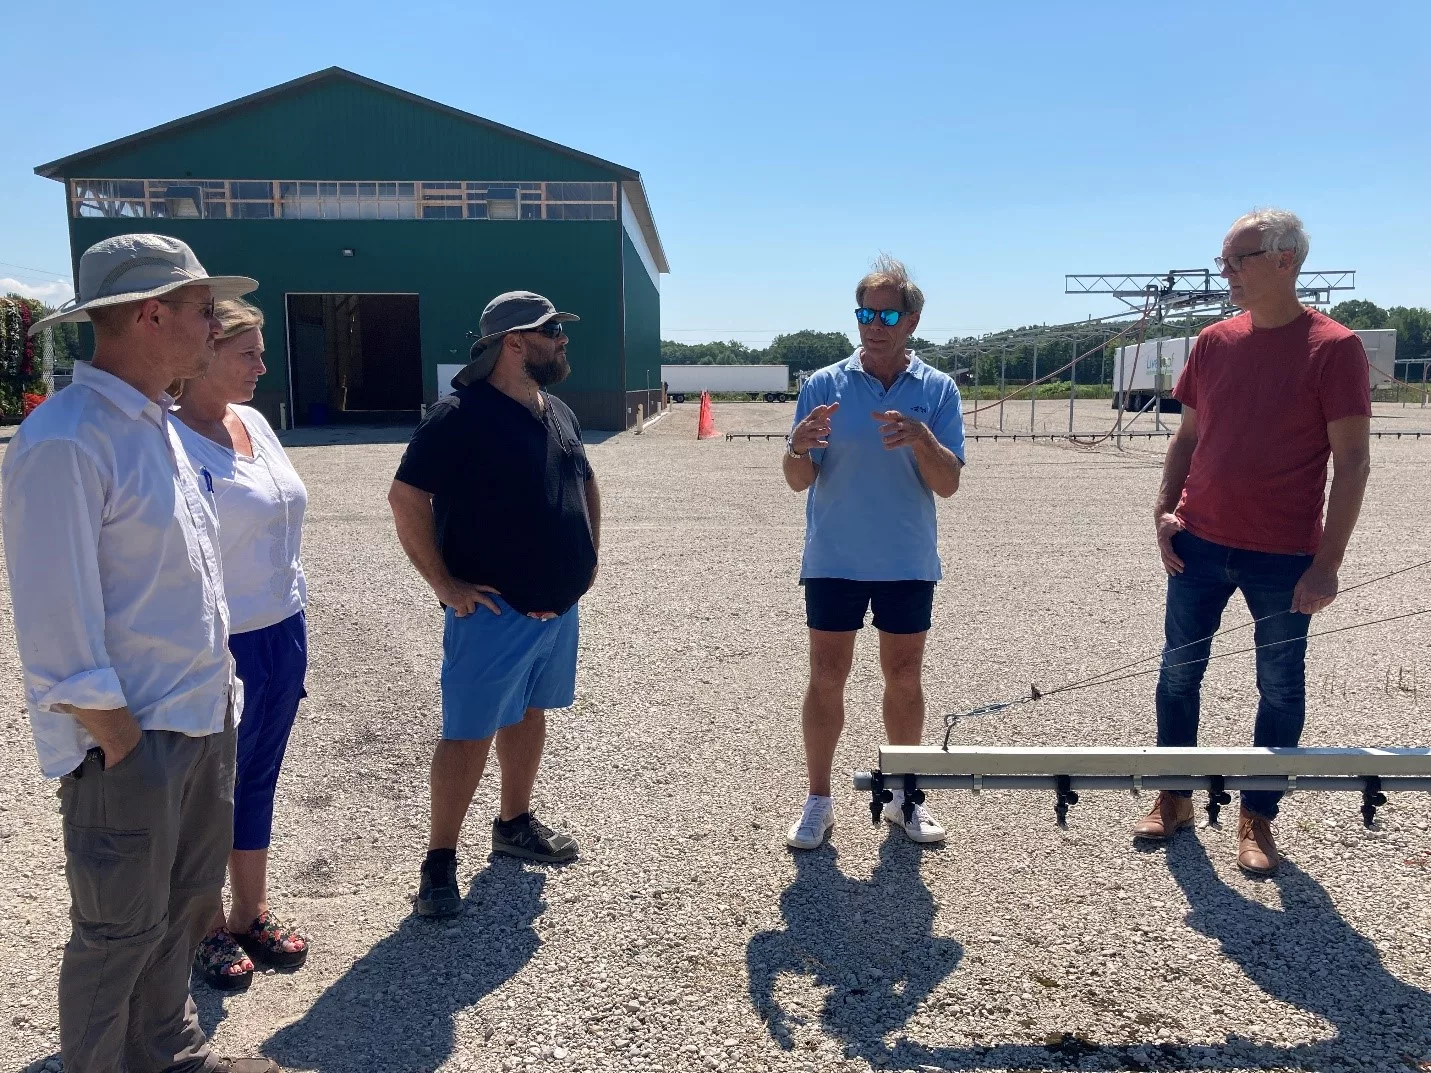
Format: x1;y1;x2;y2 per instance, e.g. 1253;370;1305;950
784;434;807;460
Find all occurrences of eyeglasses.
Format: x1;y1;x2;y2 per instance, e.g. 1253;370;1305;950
855;307;910;327
160;297;217;319
1214;250;1270;273
523;323;566;339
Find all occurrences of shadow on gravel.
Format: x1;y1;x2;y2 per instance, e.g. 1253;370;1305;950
260;859;545;1073
746;834;963;1063
905;837;1431;1071
749;834;1431;1071
1159;834;1431;1071
195;981;229;1042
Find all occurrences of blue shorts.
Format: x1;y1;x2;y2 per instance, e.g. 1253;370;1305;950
802;578;935;634
440;598;580;741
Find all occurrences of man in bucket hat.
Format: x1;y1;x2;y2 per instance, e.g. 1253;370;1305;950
389;291;600;916
2;234;279;1073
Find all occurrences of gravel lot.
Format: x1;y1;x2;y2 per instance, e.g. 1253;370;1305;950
2;398;1429;1073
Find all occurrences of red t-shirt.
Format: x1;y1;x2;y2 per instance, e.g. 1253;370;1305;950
1172;309;1370;555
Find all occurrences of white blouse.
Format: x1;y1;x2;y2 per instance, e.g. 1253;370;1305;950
174;405;308;635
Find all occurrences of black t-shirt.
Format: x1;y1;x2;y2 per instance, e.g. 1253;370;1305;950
394;381;596;616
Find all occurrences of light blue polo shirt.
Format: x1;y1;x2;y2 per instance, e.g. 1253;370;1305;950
793;351;965;582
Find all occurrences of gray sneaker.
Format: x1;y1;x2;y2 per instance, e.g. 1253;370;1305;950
492;812;578;864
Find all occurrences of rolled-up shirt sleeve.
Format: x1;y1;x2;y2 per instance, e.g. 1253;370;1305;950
1;439;128;715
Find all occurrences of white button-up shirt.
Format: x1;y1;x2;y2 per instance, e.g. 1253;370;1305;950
2;362;238;778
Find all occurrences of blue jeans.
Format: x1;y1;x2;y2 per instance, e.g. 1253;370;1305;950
1155;531;1314;819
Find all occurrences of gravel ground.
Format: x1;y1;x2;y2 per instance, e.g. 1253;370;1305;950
2;398;1429;1073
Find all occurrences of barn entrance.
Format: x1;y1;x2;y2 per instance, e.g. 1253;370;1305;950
286;293;422;425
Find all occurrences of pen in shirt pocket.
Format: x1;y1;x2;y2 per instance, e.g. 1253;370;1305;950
199;467;214;494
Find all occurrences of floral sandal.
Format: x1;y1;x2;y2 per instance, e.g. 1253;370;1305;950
195;928;254;992
235;910;309;970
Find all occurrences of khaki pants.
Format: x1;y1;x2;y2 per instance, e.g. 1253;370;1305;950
57;720;235;1073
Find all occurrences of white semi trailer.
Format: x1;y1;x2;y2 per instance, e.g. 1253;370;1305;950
1113;328;1397;411
660;364;792;403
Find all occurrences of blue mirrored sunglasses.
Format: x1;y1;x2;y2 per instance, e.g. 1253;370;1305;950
855;307;908;327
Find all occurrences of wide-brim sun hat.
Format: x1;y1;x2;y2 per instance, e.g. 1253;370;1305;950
28;233;258;336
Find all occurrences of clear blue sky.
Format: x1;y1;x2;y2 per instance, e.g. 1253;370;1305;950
3;0;1427;346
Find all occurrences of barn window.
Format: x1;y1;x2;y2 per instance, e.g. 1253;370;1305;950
68;178;622;222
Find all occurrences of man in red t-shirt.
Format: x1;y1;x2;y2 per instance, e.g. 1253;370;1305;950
1133;209;1372;875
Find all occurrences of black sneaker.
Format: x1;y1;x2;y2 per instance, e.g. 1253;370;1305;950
492;812;578;864
415;850;462;918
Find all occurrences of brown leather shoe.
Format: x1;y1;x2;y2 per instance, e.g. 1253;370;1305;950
1237;808;1280;875
1131;791;1196;840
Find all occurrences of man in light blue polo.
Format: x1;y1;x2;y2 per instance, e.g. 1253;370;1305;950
782;256;965;850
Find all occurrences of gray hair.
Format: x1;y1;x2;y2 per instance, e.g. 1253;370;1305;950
1230;208;1309;271
856;254;925;315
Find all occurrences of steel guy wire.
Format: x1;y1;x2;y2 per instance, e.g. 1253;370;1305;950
1036;606;1431;699
940;556;1431;747
1055;555;1431;695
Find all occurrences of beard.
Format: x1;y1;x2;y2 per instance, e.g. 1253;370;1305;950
525;351;570;387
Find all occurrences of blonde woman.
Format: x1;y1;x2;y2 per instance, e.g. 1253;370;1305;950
172;298;311;990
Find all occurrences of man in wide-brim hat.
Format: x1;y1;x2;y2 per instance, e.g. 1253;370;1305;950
27;232;257;335
389;290;600;918
3;233;280;1073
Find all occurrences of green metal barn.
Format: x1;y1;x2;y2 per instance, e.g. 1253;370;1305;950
35;67;668;431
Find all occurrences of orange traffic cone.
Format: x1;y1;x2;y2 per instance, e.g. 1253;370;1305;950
697;390;719;440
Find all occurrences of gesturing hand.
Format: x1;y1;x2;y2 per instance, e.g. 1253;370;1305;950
872;410;930;450
437;579;503;617
790;402;839;455
1155;512;1185;575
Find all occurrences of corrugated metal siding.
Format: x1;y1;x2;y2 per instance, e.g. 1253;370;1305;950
64;80;619;181
622;231;662;400
553;391;628;432
68;217;628;429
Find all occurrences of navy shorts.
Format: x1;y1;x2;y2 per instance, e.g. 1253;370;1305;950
440;597;579;741
802;578;935;634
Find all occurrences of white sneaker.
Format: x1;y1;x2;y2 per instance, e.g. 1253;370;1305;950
786;795;835;850
883;790;946;844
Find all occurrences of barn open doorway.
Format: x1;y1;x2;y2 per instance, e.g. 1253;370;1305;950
286;294;422;425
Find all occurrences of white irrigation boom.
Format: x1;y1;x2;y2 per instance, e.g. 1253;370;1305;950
854;746;1431;827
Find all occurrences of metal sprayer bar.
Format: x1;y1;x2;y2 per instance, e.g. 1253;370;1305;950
855;747;1428;828
875;745;1431;779
853;772;1431;793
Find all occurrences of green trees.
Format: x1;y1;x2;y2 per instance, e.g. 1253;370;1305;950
1327;299;1389;330
659;299;1431;382
660;331;854;373
3;294;81;369
765;331;854;374
657;339;760;366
